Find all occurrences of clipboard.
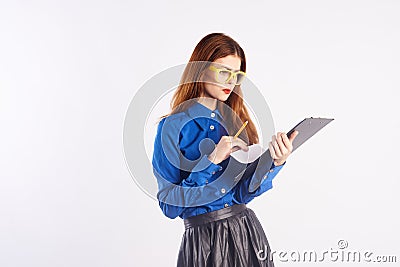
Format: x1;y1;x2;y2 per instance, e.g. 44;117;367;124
230;117;334;192
286;117;334;153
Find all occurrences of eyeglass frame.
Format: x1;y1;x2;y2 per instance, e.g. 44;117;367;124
208;64;247;85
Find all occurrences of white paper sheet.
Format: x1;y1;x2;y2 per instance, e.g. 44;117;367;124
230;144;267;164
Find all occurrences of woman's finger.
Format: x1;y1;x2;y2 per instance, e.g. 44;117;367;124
282;132;294;152
227;136;235;151
272;135;282;158
238;137;249;151
231;146;240;153
289;130;299;143
276;132;288;155
232;139;249;151
268;141;277;159
281;132;290;146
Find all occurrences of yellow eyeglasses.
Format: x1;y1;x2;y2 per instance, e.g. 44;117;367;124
208;65;246;85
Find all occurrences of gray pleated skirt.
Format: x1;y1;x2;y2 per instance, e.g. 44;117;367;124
177;204;274;267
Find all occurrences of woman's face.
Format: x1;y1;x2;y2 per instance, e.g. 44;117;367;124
201;55;242;102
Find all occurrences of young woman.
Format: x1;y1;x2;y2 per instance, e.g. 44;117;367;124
152;33;298;267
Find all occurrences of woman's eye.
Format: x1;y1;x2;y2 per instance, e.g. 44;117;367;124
220;70;230;76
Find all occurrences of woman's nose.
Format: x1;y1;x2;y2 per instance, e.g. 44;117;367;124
226;76;235;86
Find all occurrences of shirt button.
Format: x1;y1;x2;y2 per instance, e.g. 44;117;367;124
211;171;215;175
211;112;215;118
263;175;267;180
224;203;229;208
210;125;215;130
269;169;274;173
205;179;208;184
221;188;226;194
219;166;223;171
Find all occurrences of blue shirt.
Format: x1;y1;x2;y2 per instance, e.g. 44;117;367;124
152;101;285;219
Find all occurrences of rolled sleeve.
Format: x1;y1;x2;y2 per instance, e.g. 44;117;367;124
233;161;286;204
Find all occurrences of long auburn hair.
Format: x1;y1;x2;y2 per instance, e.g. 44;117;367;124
160;33;259;145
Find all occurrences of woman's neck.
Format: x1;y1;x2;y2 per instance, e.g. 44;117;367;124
197;97;217;111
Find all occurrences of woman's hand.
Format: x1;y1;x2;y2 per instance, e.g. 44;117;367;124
269;131;299;166
208;136;249;164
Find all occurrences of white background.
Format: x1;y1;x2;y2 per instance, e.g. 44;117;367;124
1;1;399;266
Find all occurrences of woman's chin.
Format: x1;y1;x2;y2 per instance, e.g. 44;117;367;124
217;94;230;102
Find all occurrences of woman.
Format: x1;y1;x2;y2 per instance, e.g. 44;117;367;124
152;33;298;267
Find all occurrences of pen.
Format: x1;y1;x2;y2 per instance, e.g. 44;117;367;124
233;120;248;139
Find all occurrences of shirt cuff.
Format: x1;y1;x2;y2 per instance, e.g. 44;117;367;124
263;161;285;181
271;160;286;169
248;160;286;192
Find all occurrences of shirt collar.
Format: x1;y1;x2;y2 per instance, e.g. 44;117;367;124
186;101;224;129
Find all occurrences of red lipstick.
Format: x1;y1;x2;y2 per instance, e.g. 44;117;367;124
223;89;231;94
